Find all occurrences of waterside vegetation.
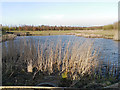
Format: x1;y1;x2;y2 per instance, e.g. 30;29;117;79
2;39;119;88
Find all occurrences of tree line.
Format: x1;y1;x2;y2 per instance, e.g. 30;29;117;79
2;22;118;31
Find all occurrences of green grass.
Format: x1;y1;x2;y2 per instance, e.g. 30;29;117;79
10;30;76;35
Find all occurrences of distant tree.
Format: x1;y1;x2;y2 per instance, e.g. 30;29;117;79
103;25;114;30
32;26;36;31
24;25;28;31
19;26;22;31
2;26;9;31
2;23;117;32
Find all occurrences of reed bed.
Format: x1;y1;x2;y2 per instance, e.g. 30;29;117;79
2;38;119;87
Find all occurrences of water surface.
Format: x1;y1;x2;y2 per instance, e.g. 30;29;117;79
5;35;120;67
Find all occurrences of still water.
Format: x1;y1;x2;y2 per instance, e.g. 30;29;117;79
6;35;120;67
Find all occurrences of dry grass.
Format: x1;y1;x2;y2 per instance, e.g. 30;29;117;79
2;38;99;79
9;30;115;39
2;38;119;86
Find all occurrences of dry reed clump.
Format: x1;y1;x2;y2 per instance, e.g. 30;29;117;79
2;38;100;81
1;34;17;42
114;30;120;41
34;40;100;80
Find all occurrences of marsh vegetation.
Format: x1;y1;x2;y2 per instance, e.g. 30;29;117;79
2;36;119;88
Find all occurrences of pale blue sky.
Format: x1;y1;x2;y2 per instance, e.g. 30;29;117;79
1;1;118;26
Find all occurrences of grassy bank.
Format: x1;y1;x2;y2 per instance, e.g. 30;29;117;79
9;30;115;39
9;30;75;36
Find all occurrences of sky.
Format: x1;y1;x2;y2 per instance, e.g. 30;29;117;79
1;0;118;26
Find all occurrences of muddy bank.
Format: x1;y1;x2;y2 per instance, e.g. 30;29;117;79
6;31;32;36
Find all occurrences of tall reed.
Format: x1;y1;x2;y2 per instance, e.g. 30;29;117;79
2;38;100;80
2;38;118;86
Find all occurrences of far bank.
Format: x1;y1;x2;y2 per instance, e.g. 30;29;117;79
5;30;119;40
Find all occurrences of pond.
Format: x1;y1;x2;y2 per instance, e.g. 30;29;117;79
11;35;120;66
2;35;120;86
